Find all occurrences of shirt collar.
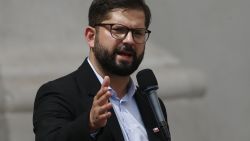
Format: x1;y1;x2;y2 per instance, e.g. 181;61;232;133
87;57;136;99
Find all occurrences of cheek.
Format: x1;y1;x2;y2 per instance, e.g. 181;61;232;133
98;32;118;51
136;45;145;55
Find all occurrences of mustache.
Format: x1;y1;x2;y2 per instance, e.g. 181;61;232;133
114;45;136;55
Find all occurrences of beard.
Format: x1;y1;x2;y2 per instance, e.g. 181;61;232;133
92;39;144;76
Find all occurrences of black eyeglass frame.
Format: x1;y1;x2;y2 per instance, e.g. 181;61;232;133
94;23;151;44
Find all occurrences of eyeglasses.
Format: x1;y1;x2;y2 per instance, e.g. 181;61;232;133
94;23;151;44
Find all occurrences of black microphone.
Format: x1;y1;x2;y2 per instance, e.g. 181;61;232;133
136;69;171;141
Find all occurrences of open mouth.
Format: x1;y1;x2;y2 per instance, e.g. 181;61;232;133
116;51;134;62
115;45;136;62
118;51;133;57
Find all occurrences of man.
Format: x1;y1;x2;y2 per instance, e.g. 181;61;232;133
33;0;171;141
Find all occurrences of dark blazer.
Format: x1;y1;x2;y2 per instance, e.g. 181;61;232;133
33;58;171;141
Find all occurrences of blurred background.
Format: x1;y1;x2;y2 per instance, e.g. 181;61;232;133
0;0;249;141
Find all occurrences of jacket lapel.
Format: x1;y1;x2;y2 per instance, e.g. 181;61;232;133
75;58;101;98
106;108;124;141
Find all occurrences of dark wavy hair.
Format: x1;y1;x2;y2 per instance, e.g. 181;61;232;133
88;0;151;28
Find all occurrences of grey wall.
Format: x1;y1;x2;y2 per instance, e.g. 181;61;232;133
0;0;249;141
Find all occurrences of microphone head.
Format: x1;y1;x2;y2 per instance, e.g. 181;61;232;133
136;69;158;92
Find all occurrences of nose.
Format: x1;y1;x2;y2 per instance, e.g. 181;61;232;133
122;31;135;44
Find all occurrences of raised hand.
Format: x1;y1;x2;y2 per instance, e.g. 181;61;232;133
89;76;113;132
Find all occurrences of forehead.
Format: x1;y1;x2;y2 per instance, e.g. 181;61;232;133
104;8;146;28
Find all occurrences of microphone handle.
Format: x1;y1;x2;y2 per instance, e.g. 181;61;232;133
147;90;165;123
147;90;171;141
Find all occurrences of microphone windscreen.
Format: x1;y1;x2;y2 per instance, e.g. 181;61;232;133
136;69;158;91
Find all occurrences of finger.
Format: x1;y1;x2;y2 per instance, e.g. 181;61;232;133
97;111;112;120
95;76;110;100
101;76;110;89
95;86;109;100
98;103;112;114
97;90;111;105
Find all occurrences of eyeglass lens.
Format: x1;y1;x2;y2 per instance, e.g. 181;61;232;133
110;24;150;43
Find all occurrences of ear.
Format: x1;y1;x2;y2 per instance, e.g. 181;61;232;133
84;26;96;48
